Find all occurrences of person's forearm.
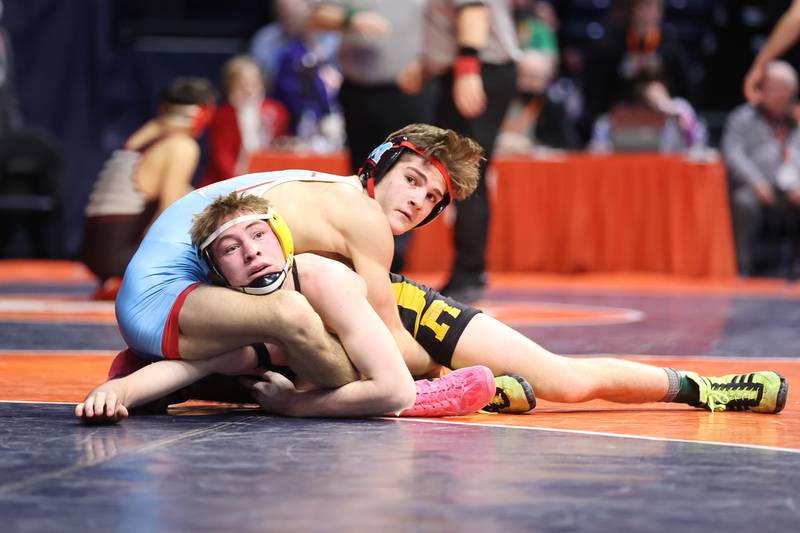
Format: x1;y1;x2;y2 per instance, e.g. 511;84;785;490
720;121;769;187
724;150;768;189
109;359;216;409
457;4;489;50
284;377;412;417
754;0;800;68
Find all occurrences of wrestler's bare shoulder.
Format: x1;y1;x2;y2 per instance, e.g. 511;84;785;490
264;175;379;215
294;253;365;303
265;175;362;196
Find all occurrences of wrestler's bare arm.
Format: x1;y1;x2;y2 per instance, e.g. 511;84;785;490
75;348;258;424
339;201;439;376
245;254;416;417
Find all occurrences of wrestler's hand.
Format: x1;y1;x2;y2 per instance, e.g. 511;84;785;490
75;389;129;425
240;371;297;415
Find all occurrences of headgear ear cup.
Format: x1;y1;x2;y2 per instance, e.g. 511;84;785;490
358;137;408;195
265;208;294;265
359;136;455;227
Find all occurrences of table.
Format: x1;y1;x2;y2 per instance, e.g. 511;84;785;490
249;151;737;278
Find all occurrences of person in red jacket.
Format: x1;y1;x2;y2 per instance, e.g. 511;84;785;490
200;55;289;186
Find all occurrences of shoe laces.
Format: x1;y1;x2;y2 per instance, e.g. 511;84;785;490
705;382;762;412
482;387;508;412
415;377;463;410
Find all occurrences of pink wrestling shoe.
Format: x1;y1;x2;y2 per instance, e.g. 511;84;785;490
91;276;122;301
400;365;496;417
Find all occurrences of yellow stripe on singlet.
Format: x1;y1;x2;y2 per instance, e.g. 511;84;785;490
392;280;462;342
392;281;427;337
420;300;461;341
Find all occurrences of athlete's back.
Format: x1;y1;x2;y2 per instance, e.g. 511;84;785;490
258;174;382;266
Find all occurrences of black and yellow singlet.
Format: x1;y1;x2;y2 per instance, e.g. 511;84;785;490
390;273;481;367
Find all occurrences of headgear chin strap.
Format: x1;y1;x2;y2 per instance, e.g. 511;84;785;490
358;136;454;227
199;209;295;295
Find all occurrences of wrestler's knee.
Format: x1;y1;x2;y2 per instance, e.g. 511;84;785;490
547;362;598;403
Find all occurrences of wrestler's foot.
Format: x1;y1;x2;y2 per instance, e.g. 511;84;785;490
685;371;788;414
400;365;496;417
480;374;536;414
91;276;122;301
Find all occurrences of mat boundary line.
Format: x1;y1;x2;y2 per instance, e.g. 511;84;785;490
384;417;800;455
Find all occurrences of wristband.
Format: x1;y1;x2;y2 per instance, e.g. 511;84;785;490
454;55;481;77
457;46;480;57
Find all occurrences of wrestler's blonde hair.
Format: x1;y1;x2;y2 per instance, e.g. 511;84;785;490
190;192;271;250
387;124;484;201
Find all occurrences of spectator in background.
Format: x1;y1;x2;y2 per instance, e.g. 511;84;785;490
580;0;699;147
307;0;433;272
252;0;344;148
199;56;289;187
722;60;800;277
250;0;340;87
407;0;519;303
495;49;579;154
273;42;343;149
81;78;216;299
517;0;586;140
514;0;559;54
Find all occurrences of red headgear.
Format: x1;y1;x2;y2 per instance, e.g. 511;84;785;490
358;136;454;227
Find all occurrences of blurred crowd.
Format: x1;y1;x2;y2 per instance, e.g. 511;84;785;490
213;0;712;159
2;0;800;286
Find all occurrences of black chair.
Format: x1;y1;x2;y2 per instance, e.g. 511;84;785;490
0;128;64;258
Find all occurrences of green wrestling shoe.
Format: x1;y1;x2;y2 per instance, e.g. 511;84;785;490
684;371;788;414
480;374;536;413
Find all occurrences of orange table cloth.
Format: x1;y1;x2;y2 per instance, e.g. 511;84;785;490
249;151;737;278
249;150;352;175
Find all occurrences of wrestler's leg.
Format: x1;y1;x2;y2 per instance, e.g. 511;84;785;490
178;285;358;388
450;313;669;403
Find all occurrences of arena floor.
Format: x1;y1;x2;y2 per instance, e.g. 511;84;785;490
0;260;797;531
